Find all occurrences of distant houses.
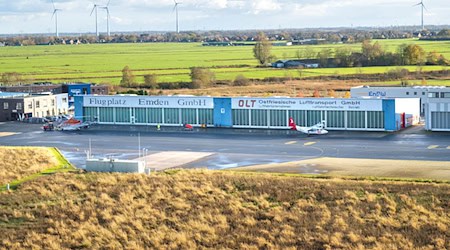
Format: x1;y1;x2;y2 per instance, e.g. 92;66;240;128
202;41;293;47
272;60;319;69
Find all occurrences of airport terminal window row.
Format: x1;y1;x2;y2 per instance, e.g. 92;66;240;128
232;109;384;130
431;112;450;129
83;107;213;125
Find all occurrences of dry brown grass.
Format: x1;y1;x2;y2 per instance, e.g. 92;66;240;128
0;147;59;185
0;170;448;249
157;80;363;97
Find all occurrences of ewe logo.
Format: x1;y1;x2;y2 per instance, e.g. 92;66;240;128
369;91;386;97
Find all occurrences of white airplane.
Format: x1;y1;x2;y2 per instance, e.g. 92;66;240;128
289;117;328;135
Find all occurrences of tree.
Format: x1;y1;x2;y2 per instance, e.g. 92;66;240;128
253;32;272;65
313;89;321;97
427;51;440;65
317;48;332;67
143;74;158;89
1;72;23;85
303;47;316;60
437;29;450;37
361;40;384;65
190;67;215;88
327;89;336;98
120;66;136;87
403;44;425;65
334;47;353;67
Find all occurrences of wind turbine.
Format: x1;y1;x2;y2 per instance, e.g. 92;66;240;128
100;0;111;36
51;0;62;37
173;0;182;33
414;0;427;30
90;3;100;37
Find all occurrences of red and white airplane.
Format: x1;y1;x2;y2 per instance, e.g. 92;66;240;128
57;117;91;131
289;117;328;135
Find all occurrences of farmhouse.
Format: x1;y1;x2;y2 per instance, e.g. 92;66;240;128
272;60;319;68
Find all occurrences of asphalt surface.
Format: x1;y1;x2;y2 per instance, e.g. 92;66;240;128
1;122;450;169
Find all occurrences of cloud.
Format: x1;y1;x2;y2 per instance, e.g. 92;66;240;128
0;0;448;34
249;0;281;14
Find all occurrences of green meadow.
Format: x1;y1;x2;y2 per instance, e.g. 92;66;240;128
0;39;449;84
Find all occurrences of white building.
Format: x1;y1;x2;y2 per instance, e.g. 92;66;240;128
425;94;450;131
86;158;145;173
351;85;450;131
351;85;449;114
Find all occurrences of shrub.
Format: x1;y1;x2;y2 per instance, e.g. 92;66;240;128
233;74;250;86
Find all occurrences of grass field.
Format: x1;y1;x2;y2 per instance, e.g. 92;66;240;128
1;39;449;85
0;170;448;249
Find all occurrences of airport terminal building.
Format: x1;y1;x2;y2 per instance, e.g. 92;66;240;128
351;86;450;131
75;95;420;132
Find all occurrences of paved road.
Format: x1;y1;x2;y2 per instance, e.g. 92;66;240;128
1;122;449;169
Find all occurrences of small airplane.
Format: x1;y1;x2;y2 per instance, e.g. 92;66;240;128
289;117;328;135
57;117;91;131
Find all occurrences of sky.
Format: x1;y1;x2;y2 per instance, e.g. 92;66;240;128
0;0;448;35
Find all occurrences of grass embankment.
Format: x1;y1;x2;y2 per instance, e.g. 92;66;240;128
0;170;448;249
1;39;449;84
0;146;74;191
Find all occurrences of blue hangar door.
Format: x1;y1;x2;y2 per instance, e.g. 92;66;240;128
213;98;232;127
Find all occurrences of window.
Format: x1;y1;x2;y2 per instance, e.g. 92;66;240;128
406;92;409;95
36;101;40;108
428;92;439;98
16;103;22;110
422;92;425;96
28;102;32;109
414;92;417;95
3;102;9;110
347;111;365;128
51;99;55;106
62;98;67;103
326;111;345;128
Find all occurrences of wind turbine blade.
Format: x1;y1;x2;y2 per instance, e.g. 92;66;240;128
90;6;96;16
51;0;56;10
51;10;56;20
423;4;429;12
173;4;177;12
107;0;111;7
413;2;421;6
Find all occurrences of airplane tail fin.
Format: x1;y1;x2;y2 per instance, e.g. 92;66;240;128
288;117;296;130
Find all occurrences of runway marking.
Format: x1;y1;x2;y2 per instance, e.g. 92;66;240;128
304;142;316;146
427;145;439;149
285;141;297;145
0;132;19;137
